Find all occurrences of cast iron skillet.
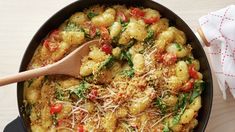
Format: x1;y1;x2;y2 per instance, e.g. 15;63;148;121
17;0;213;131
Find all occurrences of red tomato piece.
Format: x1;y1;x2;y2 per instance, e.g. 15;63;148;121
100;27;110;40
189;65;199;79
130;8;145;18
89;25;97;38
181;79;195;92
77;125;84;132
43;39;50;47
117;11;128;22
50;29;61;41
162;53;177;65
143;17;159;24
89;89;98;100
57;119;63;126
101;43;112;54
155;52;164;62
84;22;97;38
43;39;58;52
50;103;63;115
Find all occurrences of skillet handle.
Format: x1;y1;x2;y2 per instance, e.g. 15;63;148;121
195;27;210;47
3;116;25;132
0;65;54;86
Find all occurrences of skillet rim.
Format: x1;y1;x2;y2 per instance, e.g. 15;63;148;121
17;0;213;131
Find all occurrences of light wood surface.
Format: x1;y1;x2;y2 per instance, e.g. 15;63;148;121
0;0;235;131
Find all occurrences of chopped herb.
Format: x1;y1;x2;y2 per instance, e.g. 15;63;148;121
172;93;188;125
184;56;194;64
71;81;90;98
126;39;136;49
112;35;120;44
120;51;133;67
64;22;79;32
190;80;205;103
79;28;92;39
121;20;129;28
121;21;129;32
122;68;135;78
51;114;58;126
172;114;181;125
80;28;88;36
163;122;171;132
175;43;182;51
155;97;167;115
55;89;64;101
84;75;94;83
55;82;64;100
144;29;154;42
174;93;188;113
87;12;98;19
27;78;35;88
98;56;114;70
172;105;186;125
96;30;101;37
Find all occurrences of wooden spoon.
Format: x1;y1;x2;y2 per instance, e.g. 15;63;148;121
0;39;100;86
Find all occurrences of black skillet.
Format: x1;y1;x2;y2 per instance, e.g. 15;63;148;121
17;0;213;131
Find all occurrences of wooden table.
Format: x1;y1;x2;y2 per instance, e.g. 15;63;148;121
0;0;235;131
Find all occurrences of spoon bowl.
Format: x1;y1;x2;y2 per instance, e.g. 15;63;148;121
0;39;99;86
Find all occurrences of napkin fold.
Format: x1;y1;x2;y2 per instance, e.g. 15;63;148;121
199;5;235;99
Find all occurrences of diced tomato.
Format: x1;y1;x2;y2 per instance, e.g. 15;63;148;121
51;29;60;36
100;27;110;40
101;43;112;54
43;39;58;52
57;119;64;126
50;29;61;41
84;22;97;38
189;65;199;79
181;79;195;92
117;11;128;22
50;103;63;115
143;17;159;24
89;25;97;38
43;29;61;52
155;52;164;62
89;89;98;100
77;125;84;132
43;39;50;47
162;53;177;65
130;8;145;18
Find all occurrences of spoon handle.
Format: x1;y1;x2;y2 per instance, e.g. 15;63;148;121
0;65;53;86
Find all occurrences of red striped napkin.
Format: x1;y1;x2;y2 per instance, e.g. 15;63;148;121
199;5;235;99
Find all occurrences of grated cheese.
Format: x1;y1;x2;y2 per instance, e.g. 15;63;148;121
151;113;173;128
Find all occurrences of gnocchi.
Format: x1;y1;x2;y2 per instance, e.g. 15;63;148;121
133;53;145;72
166;43;189;58
91;8;116;27
109;21;122;39
176;61;190;82
180;108;195;124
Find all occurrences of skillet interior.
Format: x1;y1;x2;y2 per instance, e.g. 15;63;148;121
17;0;213;131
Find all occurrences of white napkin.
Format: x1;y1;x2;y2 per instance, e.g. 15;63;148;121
199;5;235;99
